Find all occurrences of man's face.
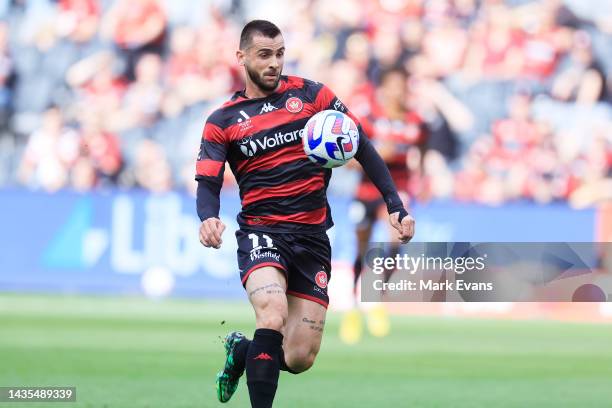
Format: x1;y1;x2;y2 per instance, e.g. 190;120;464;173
238;34;285;92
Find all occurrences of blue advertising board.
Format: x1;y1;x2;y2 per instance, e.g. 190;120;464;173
0;189;596;298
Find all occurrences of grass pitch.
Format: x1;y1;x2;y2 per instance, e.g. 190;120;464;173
1;294;611;408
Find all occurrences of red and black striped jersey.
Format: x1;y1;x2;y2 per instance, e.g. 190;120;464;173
196;75;364;233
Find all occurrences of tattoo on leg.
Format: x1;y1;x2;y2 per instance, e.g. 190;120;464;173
303;317;325;333
248;283;284;297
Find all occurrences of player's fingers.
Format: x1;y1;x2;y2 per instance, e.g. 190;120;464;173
199;229;211;247
408;218;415;238
201;221;217;247
217;222;226;248
389;212;401;231
217;220;226;235
199;226;213;247
213;219;226;244
403;218;415;242
206;221;222;248
403;216;415;238
199;223;208;246
209;222;222;245
402;230;411;242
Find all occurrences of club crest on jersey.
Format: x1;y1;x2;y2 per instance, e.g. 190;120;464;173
239;136;257;157
315;271;328;289
285;97;303;113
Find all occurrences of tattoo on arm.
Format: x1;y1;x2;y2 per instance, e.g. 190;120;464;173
248;283;284;297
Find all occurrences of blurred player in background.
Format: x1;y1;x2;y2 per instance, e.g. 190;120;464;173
196;20;415;408
341;68;428;344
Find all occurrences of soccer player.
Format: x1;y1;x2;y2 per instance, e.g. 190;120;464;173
196;20;415;408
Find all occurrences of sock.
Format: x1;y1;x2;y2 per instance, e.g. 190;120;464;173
239;337;296;374
279;348;298;374
246;328;283;408
232;337;251;375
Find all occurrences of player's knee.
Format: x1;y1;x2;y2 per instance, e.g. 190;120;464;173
255;298;288;331
284;346;318;373
258;314;286;331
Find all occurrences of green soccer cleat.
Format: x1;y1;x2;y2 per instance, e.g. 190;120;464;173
216;331;247;403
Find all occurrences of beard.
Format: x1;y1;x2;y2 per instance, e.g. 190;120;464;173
246;64;281;93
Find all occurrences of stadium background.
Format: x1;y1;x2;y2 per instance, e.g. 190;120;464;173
1;0;611;407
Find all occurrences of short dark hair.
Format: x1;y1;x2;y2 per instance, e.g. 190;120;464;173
239;20;281;49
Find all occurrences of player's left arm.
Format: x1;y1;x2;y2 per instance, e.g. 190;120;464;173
313;83;415;242
195;118;228;249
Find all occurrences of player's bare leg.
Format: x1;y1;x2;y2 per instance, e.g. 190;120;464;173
283;295;327;373
246;266;288;331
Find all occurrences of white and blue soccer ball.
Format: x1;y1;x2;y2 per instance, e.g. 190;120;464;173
302;110;359;168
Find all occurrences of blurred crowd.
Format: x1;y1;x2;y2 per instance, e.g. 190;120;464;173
1;0;611;206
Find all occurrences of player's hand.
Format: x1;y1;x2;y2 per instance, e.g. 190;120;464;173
199;217;226;249
389;212;415;243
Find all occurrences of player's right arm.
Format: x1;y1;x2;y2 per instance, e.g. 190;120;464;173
196;116;228;249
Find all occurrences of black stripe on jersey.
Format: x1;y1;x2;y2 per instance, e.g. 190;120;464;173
301;78;323;103
242;190;326;216
237;160;322;197
204;108;228;129
199;140;226;162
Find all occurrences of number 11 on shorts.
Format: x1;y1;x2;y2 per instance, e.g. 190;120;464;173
248;233;274;250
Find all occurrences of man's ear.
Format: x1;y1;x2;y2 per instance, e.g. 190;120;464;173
236;49;245;66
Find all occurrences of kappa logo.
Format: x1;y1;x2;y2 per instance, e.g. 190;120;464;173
260;102;278;114
315;271;328;289
254;352;273;361
285;97;303;113
239;136;257;157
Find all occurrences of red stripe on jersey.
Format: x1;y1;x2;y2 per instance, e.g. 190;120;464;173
244;207;327;226
242;174;324;207
284;76;304;89
203;122;226;144
221;95;248;109
196;159;223;177
235;143;306;174
314;85;335;111
225;105;314;142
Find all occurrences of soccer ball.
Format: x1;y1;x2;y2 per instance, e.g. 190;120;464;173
302;110;359;168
